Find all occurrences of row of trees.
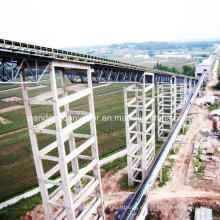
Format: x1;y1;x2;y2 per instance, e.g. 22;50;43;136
155;62;195;77
110;41;220;51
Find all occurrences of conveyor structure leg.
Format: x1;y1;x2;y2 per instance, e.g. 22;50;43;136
124;72;155;186
176;78;187;109
157;76;177;140
21;61;105;220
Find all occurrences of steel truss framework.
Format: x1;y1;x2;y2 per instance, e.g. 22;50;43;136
21;60;105;220
124;73;155;186
0;39;198;84
0;51;198;85
0;52;51;83
157;76;177;140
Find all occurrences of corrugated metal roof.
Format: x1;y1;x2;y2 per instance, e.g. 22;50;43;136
195;208;212;220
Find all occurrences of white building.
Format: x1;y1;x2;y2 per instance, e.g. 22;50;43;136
134;54;150;59
195;55;215;81
124;54;132;59
155;54;191;59
195;54;216;81
195;45;220;81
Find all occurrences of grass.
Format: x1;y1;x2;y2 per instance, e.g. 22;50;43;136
179;125;189;135
93;84;123;95
0;152;148;220
201;82;207;91
0;193;42;220
145;215;154;220
170;147;179;155
208;102;220;111
157;156;176;187
0;83;134;202
120;174;140;190
0;133;29;148
213;208;220;217
101;156;127;173
0;84;21;91
0;154;128;220
192;148;206;182
158;165;172;187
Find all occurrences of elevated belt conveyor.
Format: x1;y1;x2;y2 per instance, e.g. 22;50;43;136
0;39;197;84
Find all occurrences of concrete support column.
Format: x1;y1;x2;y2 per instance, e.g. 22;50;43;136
21;62;105;220
124;72;155;186
176;78;187;111
157;76;176;140
188;79;193;94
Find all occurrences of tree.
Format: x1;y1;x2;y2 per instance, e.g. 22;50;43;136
182;65;195;77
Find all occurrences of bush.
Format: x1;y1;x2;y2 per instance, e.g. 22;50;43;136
158;165;171;187
120;174;140;190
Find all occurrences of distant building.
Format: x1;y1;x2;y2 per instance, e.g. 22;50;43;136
195;45;220;81
155;54;191;59
195;54;215;81
134;54;149;59
124;54;132;59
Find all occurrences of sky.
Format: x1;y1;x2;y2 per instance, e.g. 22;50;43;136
1;0;220;48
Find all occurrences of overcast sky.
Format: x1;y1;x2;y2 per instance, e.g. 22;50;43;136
1;0;220;48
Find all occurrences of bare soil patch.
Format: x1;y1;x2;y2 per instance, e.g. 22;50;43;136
98;89;123;97
66;84;87;92
0;105;24;113
2;96;22;102
66;83;109;92
0;116;10;124
148;197;220;220
26;85;47;91
102;168;129;207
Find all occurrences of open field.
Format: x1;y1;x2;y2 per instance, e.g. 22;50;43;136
137;58;198;70
0;82;127;201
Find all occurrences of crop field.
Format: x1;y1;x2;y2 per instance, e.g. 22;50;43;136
0;80;127;200
137;58;198;70
161;58;197;68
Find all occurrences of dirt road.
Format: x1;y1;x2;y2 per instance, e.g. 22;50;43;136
146;60;220;218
